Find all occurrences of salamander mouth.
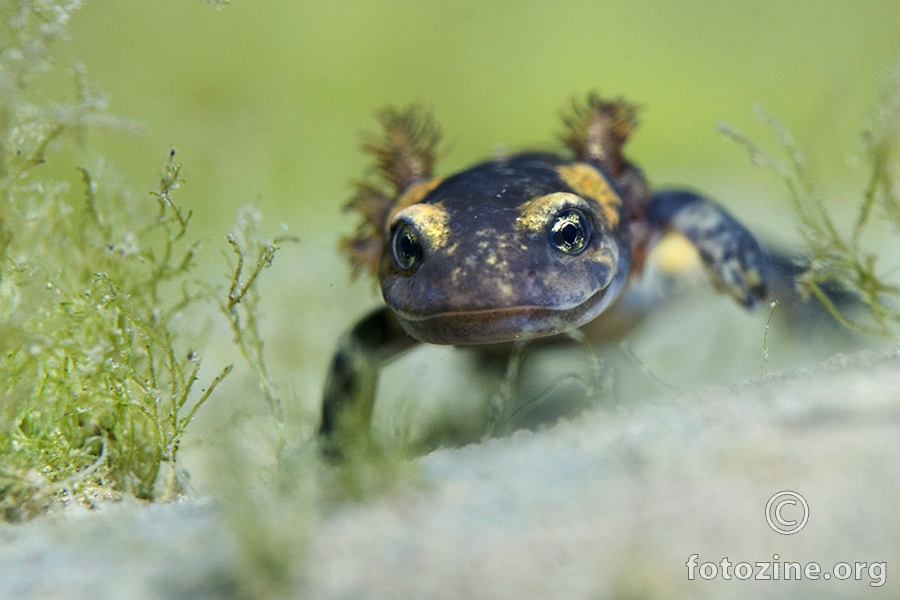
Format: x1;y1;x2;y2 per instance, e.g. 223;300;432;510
392;288;609;345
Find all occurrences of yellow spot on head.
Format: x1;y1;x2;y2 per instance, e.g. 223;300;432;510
391;202;451;250
515;191;620;275
386;177;444;229
515;192;582;235
556;164;621;228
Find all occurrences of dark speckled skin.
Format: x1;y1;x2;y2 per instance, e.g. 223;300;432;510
381;154;631;344
320;97;769;454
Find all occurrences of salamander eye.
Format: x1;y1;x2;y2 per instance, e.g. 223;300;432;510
549;208;590;255
391;222;423;270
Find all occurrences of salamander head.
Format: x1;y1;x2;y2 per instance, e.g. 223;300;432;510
379;153;630;344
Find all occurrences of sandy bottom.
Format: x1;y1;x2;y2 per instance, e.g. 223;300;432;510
2;349;899;599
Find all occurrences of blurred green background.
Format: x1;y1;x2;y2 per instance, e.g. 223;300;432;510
53;1;900;448
68;0;900;234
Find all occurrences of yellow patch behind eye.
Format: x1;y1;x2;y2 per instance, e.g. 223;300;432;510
391;202;451;249
386;177;445;228
515;192;582;235
556;164;621;228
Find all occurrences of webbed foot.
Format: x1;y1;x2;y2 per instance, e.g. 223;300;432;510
646;189;767;308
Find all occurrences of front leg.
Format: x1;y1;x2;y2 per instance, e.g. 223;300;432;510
646;189;767;308
320;307;419;457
